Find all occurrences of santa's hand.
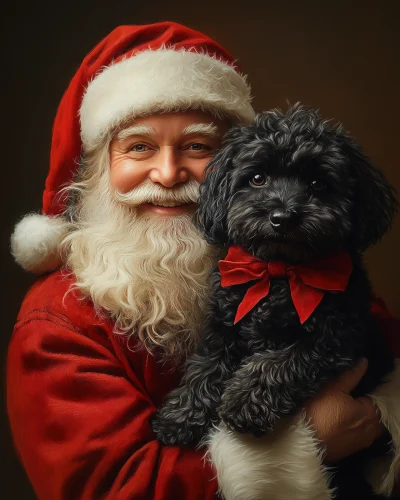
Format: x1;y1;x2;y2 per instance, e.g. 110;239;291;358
304;358;385;463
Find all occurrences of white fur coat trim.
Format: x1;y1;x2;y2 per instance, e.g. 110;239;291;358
365;358;400;496
207;415;334;500
79;48;254;149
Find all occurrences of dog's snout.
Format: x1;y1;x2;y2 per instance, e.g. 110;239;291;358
269;210;300;232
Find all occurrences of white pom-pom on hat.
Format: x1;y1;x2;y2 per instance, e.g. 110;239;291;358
11;213;69;273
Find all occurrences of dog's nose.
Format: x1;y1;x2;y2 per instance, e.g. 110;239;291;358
269;210;299;232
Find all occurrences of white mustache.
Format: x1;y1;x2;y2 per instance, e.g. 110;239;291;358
114;179;200;206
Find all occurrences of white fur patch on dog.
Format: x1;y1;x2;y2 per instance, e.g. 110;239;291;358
11;213;69;273
365;359;400;496
207;415;334;500
80;48;254;149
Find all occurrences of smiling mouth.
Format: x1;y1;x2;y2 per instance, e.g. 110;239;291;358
139;202;197;214
147;201;193;207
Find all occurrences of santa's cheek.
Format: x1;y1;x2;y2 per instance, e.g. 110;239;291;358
110;160;146;193
186;157;213;183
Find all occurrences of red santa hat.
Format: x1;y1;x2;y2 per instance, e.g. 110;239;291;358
11;22;255;273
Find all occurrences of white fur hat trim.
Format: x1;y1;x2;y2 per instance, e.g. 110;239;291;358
11;214;69;273
80;48;255;149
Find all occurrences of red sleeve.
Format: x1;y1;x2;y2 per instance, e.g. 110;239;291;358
7;311;218;500
370;296;400;358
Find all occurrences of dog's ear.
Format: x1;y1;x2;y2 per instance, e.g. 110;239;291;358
195;127;243;246
344;137;398;251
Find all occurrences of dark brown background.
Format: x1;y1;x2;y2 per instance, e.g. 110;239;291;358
3;1;399;498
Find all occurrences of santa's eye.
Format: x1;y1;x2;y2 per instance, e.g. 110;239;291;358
131;144;150;152
309;179;327;192
250;174;267;187
185;143;213;152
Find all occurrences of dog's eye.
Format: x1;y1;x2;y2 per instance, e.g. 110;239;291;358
309;179;327;192
250;174;267;187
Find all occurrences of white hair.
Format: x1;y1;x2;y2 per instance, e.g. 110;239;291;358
60;139;220;361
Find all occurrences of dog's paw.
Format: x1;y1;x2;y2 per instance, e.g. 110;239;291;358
151;405;210;445
151;413;199;445
219;388;277;436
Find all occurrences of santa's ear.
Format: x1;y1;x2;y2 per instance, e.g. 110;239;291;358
195;127;244;246
345;138;398;251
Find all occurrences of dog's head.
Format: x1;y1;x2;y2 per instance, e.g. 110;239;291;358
196;104;398;262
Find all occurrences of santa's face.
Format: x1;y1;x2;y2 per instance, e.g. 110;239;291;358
63;110;229;361
109;111;230;216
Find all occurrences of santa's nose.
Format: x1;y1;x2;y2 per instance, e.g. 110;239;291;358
149;148;189;187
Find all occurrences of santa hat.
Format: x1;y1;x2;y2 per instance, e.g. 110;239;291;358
11;21;255;273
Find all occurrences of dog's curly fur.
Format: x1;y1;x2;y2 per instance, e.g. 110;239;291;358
152;104;398;495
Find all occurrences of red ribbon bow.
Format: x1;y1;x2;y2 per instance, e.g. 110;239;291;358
218;246;353;325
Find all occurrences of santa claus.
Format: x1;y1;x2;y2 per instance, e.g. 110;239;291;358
7;22;400;500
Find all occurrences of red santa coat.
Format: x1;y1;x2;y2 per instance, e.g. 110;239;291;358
7;270;400;500
7;270;218;500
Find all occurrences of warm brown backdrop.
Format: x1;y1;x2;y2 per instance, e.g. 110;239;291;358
3;1;399;498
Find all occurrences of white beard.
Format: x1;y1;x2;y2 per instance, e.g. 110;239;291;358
62;153;219;361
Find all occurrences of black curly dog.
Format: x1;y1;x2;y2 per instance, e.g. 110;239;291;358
152;105;398;491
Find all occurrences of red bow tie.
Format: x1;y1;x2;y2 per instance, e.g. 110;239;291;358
218;246;353;325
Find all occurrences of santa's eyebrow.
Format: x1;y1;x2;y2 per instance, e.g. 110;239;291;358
182;123;219;137
116;125;156;140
